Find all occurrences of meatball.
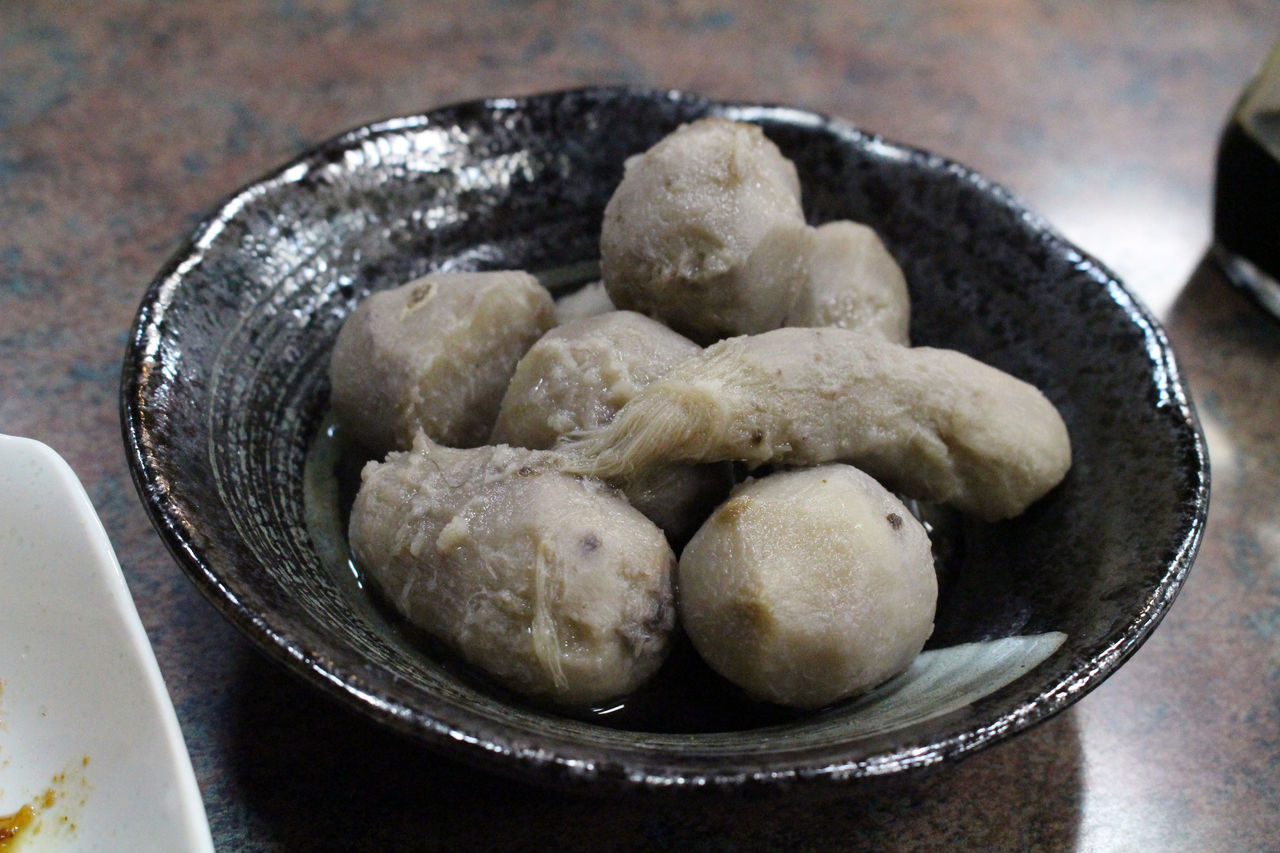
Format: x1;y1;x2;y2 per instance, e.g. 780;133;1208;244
784;220;911;344
600;117;810;343
492;311;699;449
492;311;732;544
329;270;555;456
678;464;937;709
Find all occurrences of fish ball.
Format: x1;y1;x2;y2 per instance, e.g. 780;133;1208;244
493;311;699;449
329;270;555;456
679;464;937;709
492;311;731;543
600;117;810;343
785;221;911;344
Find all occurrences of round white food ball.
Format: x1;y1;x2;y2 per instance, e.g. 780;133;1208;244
784;220;911;344
329;270;555;456
679;464;937;709
600;117;810;343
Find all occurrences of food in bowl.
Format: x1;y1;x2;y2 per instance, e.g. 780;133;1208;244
678;464;937;709
349;435;676;706
335;117;1071;710
329;269;556;457
601;117;910;345
600;117;811;343
122;87;1207;787
567;325;1071;522
491;310;732;544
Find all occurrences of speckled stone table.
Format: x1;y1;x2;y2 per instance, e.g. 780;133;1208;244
3;2;1278;850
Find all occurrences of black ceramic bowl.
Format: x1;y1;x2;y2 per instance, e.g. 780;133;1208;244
121;88;1208;792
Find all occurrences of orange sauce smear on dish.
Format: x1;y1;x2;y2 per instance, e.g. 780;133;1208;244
0;804;35;848
0;758;90;849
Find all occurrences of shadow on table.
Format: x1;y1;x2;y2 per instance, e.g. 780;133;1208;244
1164;250;1280;513
225;643;1084;852
1165;251;1280;409
1161;248;1280;574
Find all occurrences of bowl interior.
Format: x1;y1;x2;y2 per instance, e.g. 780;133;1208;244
122;88;1207;789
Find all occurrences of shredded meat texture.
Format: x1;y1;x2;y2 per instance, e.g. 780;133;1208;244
564;327;1071;521
348;434;676;706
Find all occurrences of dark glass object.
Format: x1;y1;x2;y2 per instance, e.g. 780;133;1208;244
1214;42;1280;319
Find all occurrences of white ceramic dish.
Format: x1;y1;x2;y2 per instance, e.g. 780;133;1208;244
0;435;212;851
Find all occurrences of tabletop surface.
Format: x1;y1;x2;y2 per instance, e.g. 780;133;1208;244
2;2;1278;850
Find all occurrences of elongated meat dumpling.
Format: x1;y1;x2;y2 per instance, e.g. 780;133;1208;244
349;434;676;706
564;326;1071;521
